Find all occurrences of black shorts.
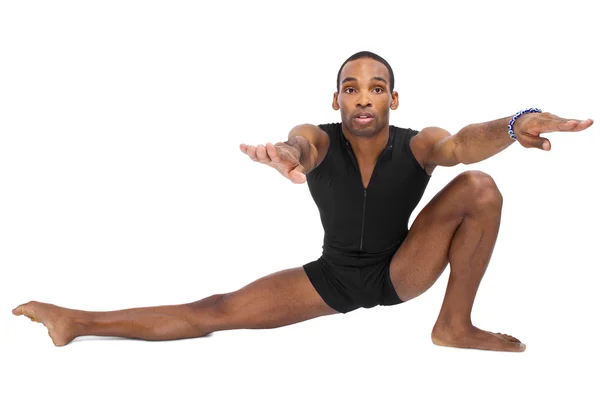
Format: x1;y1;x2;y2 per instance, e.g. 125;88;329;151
303;256;403;314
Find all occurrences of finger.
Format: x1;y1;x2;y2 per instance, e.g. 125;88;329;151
553;119;579;132
255;144;272;164
565;118;594;132
294;163;306;175
245;145;259;162
540;118;593;133
289;164;306;184
239;143;248;153
519;132;550;151
289;170;306;184
266;143;281;163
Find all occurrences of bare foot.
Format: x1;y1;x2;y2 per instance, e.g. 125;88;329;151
431;323;526;352
12;301;84;346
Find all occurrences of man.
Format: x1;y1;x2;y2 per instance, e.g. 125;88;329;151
13;51;593;351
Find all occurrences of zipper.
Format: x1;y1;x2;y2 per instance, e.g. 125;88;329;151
344;140;389;252
360;189;367;250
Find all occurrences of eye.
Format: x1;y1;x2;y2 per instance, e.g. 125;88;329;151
344;87;355;94
373;87;384;94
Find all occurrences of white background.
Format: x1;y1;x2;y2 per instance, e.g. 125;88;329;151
1;0;598;399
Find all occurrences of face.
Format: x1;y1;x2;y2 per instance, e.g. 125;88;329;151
333;58;398;138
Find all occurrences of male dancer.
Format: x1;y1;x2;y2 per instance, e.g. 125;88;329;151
13;51;593;351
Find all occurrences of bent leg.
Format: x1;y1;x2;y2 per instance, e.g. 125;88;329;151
13;266;338;346
388;170;525;352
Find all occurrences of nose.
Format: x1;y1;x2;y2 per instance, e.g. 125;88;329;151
356;92;372;108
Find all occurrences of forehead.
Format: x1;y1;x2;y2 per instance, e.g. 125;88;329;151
340;58;390;84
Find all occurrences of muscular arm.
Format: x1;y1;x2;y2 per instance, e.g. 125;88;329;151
415;117;516;172
419;111;593;169
240;123;331;184
451;116;518;164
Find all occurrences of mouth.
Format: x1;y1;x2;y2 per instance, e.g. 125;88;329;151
353;112;374;125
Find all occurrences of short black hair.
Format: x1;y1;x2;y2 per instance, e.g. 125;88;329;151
336;51;395;92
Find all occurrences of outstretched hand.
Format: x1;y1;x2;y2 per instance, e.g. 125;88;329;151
514;112;594;151
240;142;307;184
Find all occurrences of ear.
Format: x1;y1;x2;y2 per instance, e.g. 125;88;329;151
332;92;340;110
390;91;399;110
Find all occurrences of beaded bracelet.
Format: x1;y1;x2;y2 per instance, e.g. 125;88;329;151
508;108;542;140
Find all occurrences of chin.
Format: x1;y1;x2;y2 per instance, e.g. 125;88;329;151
353;127;377;137
346;120;380;137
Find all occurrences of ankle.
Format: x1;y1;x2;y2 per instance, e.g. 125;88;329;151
433;314;473;333
69;311;94;335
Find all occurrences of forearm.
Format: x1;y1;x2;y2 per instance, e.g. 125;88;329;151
454;116;515;164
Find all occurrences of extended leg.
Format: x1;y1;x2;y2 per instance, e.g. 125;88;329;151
388;170;524;352
13;266;338;346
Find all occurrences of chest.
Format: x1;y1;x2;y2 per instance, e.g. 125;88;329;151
358;164;375;189
347;147;386;190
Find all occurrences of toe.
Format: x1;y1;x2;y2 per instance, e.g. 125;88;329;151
14;302;41;322
493;332;520;343
12;303;27;316
505;334;521;343
488;332;525;351
500;333;521;343
505;341;526;352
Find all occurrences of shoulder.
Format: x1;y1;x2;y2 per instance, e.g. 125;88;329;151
411;126;451;146
390;125;449;148
316;122;341;136
394;126;451;174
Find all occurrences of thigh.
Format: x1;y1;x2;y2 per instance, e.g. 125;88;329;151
304;259;364;314
388;171;489;301
214;265;339;332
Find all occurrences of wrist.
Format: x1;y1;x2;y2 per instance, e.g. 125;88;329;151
282;136;306;158
508;108;542;140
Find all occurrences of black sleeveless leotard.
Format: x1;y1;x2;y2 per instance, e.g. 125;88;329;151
302;123;431;313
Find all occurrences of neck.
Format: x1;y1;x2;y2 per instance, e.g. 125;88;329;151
341;124;391;162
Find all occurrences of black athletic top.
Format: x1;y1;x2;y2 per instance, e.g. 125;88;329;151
306;123;431;267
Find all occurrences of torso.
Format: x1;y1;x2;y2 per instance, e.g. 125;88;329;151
306;123;432;265
358;164;375;189
350;134;433;188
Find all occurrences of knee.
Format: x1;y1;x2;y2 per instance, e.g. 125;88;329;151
458;170;503;210
188;294;228;316
186;293;228;333
211;292;242;319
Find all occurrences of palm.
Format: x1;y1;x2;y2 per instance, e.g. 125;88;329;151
240;142;306;184
516;113;594;150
